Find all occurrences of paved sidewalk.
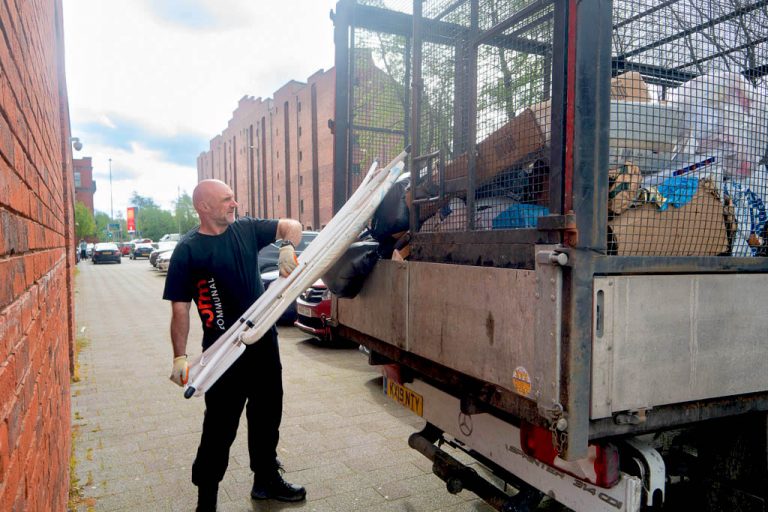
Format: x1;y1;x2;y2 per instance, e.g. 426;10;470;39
71;258;493;511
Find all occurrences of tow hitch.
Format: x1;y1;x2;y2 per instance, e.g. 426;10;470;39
409;425;544;512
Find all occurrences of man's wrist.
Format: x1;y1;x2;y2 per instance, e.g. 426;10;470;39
280;240;295;248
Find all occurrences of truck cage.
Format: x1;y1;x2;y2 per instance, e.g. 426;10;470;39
332;0;768;460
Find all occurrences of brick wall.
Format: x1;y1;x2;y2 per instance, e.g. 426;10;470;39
73;156;95;213
0;1;75;510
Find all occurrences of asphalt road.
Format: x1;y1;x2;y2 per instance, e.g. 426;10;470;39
71;256;494;511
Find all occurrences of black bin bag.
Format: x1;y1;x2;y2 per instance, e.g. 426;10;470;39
322;240;380;299
370;175;410;241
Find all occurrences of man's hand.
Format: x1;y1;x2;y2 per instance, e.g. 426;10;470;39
170;355;189;386
278;242;298;277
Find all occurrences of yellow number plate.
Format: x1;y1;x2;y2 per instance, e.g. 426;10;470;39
385;379;423;416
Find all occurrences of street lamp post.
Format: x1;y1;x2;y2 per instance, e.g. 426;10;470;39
109;158;114;221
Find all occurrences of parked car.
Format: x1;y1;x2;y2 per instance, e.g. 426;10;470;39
85;243;94;257
91;242;121;264
258;231;318;273
260;269;297;324
150;241;178;267
130;243;154;259
294;279;338;343
156;249;174;272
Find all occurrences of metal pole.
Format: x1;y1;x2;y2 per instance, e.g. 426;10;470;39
177;186;181;234
109;158;114;221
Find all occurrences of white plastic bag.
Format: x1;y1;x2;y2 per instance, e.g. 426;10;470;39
669;71;767;179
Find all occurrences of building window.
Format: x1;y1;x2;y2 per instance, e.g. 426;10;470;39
299;151;303;161
299;175;303;186
298;126;302;136
74;172;81;188
300;200;304;213
297;101;302;112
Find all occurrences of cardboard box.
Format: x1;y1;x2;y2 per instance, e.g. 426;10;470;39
608;180;729;256
444;108;544;183
610;71;652;102
530;71;653;146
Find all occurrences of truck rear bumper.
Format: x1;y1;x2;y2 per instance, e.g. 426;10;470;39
405;378;643;512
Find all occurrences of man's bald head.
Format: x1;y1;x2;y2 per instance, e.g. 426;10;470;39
192;179;238;235
193;179;230;211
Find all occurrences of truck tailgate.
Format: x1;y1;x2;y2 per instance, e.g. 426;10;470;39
337;260;539;395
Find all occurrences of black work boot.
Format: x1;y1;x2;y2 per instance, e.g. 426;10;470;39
196;484;218;512
250;471;306;502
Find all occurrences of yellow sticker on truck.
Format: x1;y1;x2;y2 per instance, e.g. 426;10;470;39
385;379;423;416
512;366;532;396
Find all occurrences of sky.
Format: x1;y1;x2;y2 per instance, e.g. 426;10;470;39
63;0;338;218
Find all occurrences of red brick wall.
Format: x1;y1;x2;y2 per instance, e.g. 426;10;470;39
310;69;336;229
73;157;95;213
0;1;75;510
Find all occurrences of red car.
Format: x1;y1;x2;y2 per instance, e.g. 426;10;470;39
294;279;336;343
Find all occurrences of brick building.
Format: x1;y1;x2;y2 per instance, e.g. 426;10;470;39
73;156;96;213
198;50;405;231
0;1;76;510
198;68;337;231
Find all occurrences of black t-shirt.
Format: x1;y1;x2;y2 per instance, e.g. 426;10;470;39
163;217;279;349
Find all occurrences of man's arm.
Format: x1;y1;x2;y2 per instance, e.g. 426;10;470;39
276;218;302;247
170;301;191;357
169;301;192;387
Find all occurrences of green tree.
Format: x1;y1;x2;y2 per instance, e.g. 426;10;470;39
94;211;110;240
174;192;198;234
129;192;159;210
74;201;96;239
137;208;176;241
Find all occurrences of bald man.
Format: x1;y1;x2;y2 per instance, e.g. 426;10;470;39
163;179;305;511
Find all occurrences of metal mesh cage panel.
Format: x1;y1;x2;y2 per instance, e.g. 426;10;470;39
340;0;767;258
608;0;768;257
415;0;555;233
349;26;410;193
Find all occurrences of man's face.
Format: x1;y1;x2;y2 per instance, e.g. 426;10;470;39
207;184;238;227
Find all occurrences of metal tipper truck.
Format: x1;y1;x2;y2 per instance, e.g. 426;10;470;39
329;0;768;510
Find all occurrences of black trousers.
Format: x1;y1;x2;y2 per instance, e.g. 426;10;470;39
191;334;283;487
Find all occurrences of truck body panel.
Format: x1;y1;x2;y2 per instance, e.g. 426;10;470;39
591;273;768;418
339;259;540;392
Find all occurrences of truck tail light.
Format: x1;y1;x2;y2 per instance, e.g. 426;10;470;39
520;421;620;488
593;441;620;488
